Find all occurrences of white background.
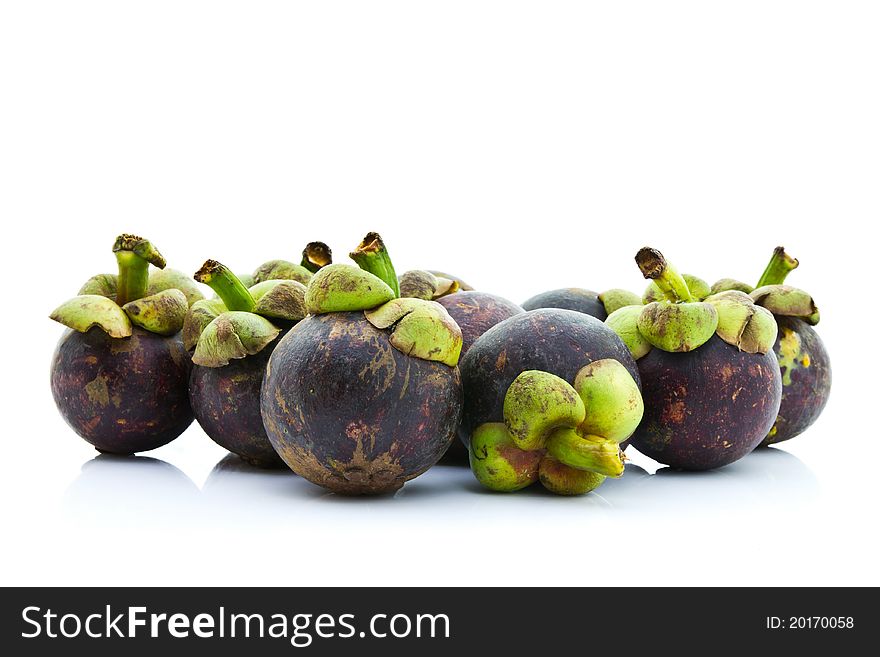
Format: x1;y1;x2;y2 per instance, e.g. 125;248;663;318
1;1;878;587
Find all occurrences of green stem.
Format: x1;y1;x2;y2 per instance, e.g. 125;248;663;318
756;246;798;287
635;247;694;303
113;234;166;305
349;232;400;297
301;241;333;273
194;260;255;312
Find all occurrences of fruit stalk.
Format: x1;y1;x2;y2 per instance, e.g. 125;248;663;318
113;234;166;306
194;260;256;312
635;247;694;303
350;232;400;297
756;246;799;287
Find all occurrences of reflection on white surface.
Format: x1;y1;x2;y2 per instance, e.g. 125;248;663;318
62;446;819;529
63;454;201;528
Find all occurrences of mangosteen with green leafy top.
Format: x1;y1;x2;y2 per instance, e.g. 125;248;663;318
261;233;464;495
607;247;782;470
185;259;311;467
712;247;830;446
50;234;194;454
459;307;642;494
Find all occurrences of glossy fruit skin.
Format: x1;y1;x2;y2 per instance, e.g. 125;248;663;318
189;342;284;468
521;288;607;321
459;309;640;448
260;312;462;495
761;316;831;446
631;335;782;470
51;327;193;454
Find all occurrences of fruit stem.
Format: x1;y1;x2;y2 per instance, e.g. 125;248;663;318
301;241;333;273
349;232;400;297
194;260;256;312
635;247;694;303
756;246;799;287
113;234;166;306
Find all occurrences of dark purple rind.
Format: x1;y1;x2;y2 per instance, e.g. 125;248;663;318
631;335;782;470
189;344;284;468
260;312;462;495
761;317;831;446
437;291;524;462
50;327;193;454
459;309;640;448
521;288;608;321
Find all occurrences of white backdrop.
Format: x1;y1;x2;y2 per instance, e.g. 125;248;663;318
1;1;877;586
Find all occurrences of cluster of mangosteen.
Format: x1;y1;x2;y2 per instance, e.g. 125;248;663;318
49;233;830;496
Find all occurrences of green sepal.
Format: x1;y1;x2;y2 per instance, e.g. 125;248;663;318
643;273;710;303
710;278;754;295
605;305;652;360
399;270;459;300
598;288;641;315
637;301;718;352
147;269;206;307
364;297;463;367
78;273;118;298
252;259;313;285
305;264;396;315
50;295;133;338
182;298;226;350
538;456;606;495
122;289;188;336
248;280;308;321
573;359;644;443
706;290;778;354
502;370;585;451
469;423;542;492
751;285;820;325
192;311;280;367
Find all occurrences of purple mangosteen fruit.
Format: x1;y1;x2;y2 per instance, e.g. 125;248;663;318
261;233;464;495
50;235;196;454
711;247;831;446
607;248;782;470
459;308;643;495
184;259;315;467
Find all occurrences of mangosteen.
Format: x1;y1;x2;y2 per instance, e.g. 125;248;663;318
261;232;464;495
521;287;644;322
712;247;830;446
433;291;524;461
607;247;782;470
459;308;643;495
50;234;195;454
185;259;311;467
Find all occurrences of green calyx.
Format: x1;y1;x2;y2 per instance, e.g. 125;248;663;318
364;297;463;367
605;306;653;360
187;261;308;365
751;285;820;325
305;264;396;314
349;232;400;297
399;270;460;300
79;269;206;307
51;234;187;338
599;288;642;315
470;363;643;495
252;259;313;286
192;311;280;367
705;290;778;354
643;273;710;303
300;242;333;274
